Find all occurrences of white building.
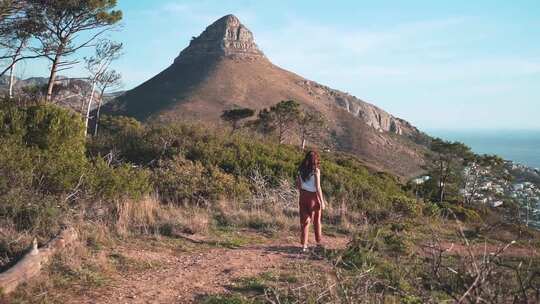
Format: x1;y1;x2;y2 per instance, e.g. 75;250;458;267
513;183;525;191
491;200;504;208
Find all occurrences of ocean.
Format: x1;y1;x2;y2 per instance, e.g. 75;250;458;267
427;130;540;169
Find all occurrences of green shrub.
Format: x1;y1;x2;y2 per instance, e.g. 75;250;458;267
0;189;65;238
338;225;412;270
90;119;410;210
440;202;481;222
0;104;87;193
423;202;441;217
13;198;61;233
99;115;144;135
201;295;254;304
338;245;379;270
88;157;152;201
391;195;421;217
401;295;423;304
381;231;410;255
153;155;250;204
0;140;34;194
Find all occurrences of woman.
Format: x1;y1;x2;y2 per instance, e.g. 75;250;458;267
296;150;326;252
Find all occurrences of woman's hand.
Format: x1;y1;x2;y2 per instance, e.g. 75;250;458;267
319;196;326;210
315;169;326;210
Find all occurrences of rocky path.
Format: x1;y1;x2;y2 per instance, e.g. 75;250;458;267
65;232;349;304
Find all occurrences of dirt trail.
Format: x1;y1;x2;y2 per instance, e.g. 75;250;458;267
66;232;349;304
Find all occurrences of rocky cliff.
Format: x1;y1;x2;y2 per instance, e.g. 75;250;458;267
176;15;265;62
296;79;418;136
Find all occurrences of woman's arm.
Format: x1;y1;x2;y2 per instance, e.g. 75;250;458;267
315;169;325;210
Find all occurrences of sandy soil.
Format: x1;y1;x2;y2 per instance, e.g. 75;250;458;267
63;232;349;304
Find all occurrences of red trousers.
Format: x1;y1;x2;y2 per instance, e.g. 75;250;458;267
299;189;322;244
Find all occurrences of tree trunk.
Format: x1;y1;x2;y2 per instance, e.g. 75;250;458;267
46;51;63;102
439;163;448;203
466;170;480;205
84;80;97;136
94;100;102;137
439;184;445;203
278;124;285;144
438;160;445;203
7;39;25;99
94;88;106;137
8;61;16;99
526;199;530;227
301;135;306;150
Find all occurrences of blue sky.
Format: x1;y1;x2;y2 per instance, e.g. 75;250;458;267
24;0;540;130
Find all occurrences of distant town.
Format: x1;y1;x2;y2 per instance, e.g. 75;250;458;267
414;160;540;228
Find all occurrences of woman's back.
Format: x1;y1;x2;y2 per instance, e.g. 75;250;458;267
300;172;316;192
297;151;324;251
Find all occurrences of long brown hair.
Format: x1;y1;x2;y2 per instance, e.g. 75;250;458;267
299;150;320;181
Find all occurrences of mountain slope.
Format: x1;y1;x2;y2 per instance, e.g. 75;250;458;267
102;14;427;178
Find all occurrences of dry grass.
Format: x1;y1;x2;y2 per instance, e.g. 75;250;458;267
209;172;369;238
210;172;301;234
0;224;33;270
114;196;160;235
157;204;212;235
1;173;362;302
4;220;116;303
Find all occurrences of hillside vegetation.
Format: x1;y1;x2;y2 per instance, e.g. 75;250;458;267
0;102;405;265
1;103;539;303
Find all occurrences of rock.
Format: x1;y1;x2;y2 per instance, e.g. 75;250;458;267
298;80;415;136
175;14;265;63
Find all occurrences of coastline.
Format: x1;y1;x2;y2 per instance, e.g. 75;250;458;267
422;129;540;228
427;129;540;170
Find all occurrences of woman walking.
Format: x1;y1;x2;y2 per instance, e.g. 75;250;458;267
297;150;326;252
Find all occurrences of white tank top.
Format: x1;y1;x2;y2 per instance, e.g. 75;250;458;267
300;173;317;192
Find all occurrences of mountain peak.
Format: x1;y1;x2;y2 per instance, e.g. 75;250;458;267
175;14;265;63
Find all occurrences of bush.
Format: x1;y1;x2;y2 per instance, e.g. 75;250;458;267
0;103;87;193
423;202;441;217
440;202;481;222
153;155;250;205
391;195;421;217
0;140;34;195
0;189;66;242
338;225;412;270
88;157;152;201
201;295;253;304
90;119;411;211
0;104;89;265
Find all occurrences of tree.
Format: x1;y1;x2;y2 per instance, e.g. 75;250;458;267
257;100;300;144
28;0;122;102
462;154;505;205
0;0;42;98
220;107;255;133
428;138;473;203
0;0;23;20
83;39;122;136
298;109;326;150
94;69;121;136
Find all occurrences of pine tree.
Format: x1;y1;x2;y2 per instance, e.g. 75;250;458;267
220;108;255;133
28;0;122;101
